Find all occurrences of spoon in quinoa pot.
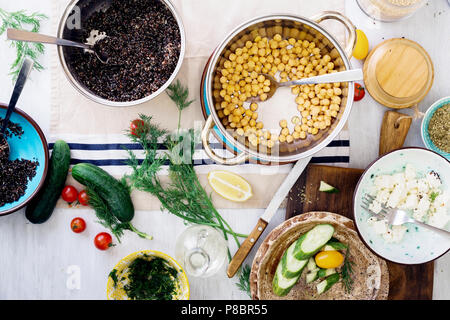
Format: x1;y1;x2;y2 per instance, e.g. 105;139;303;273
0;58;34;160
7;29;112;64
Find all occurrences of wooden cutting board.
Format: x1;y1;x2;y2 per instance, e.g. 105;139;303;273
285;164;434;300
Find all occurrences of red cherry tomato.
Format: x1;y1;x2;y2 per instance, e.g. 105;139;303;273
70;217;86;233
78;190;89;206
94;232;114;250
354;83;366;102
61;185;78;203
130;119;145;137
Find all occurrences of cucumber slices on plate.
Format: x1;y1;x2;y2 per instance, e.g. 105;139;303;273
272;224;349;297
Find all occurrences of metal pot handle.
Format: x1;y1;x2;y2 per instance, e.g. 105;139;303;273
311;11;357;58
201;115;250;165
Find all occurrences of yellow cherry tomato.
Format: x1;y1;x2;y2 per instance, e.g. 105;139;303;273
315;250;344;269
352;29;369;60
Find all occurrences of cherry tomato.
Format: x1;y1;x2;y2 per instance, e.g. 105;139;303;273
94;232;114;250
71;217;86;233
354;83;366;102
61;185;78;203
78;190;89;206
315;250;345;269
130;119;145;137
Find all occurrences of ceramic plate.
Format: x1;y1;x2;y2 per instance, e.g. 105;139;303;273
0;105;48;216
250;212;389;300
106;250;190;300
421;96;450;160
353;148;450;265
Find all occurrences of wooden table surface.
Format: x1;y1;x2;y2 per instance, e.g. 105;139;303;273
0;0;448;299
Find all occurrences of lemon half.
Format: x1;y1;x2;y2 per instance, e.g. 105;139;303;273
208;170;253;202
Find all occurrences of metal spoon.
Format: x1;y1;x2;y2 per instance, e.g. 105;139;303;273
250;69;364;102
7;29;110;64
0;58;34;160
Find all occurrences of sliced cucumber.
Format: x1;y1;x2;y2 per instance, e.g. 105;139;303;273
293;224;335;260
281;242;308;279
317;268;336;278
323;240;348;251
306;269;319;284
273;261;300;297
319;181;339;194
317;273;340;295
306;257;318;272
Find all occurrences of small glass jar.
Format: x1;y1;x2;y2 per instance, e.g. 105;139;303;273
357;0;426;22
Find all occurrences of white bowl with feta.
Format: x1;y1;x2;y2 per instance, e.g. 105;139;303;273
353;148;450;264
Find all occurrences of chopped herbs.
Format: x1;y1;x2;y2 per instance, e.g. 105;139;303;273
109;269;119;288
124;255;179;300
68;0;181;102
428;104;450;153
0;8;47;80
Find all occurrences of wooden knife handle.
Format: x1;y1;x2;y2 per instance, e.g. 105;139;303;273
227;218;268;278
379;110;412;156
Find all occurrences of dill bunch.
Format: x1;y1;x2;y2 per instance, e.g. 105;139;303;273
0;8;48;80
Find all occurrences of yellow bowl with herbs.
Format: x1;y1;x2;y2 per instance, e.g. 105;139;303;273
106;250;190;300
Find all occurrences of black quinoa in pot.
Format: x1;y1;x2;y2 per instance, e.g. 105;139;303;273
68;0;182;102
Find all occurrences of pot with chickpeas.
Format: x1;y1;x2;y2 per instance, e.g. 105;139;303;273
201;12;357;165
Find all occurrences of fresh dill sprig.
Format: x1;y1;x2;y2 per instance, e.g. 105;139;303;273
166;80;195;132
236;264;252;298
340;247;355;293
85;185;153;242
0;8;48;80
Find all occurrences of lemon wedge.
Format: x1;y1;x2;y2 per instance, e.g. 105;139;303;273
353;29;369;60
207;171;253;202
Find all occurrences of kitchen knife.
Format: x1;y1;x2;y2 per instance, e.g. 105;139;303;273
227;156;312;278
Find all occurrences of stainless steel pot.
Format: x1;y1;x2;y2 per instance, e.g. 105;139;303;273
57;0;186;107
201;12;357;165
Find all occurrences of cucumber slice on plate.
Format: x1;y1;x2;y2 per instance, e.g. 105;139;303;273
317;268;336;278
323;240;348;251
306;269;320;284
273;261;301;297
319;181;339;193
306;257;318;272
317;273;340;295
293;224;335;260
281;242;309;279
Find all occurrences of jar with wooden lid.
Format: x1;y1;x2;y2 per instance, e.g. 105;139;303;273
357;0;426;22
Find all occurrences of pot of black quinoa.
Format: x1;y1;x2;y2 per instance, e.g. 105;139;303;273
57;0;185;107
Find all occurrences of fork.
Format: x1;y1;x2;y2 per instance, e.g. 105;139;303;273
361;194;450;240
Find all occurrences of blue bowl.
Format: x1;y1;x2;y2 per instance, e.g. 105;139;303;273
421;97;450;160
0;104;49;216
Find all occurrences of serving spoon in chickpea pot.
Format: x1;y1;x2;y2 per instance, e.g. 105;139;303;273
247;69;364;103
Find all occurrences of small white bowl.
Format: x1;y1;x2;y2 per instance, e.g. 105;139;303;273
353;148;450;265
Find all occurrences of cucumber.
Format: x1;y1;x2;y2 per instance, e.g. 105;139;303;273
25;140;71;224
272;261;301;297
293;224;335;260
307;257;318;272
280;242;308;279
71;163;134;222
323;240;348;251
319;181;339;193
317;268;336;278
317;273;340;295
306;269;319;284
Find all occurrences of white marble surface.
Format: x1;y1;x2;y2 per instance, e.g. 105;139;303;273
0;0;449;300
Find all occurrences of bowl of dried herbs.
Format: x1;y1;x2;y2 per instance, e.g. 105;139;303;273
422;97;450;160
106;250;190;300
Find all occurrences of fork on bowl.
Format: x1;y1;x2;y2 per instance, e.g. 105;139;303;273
361;194;450;240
